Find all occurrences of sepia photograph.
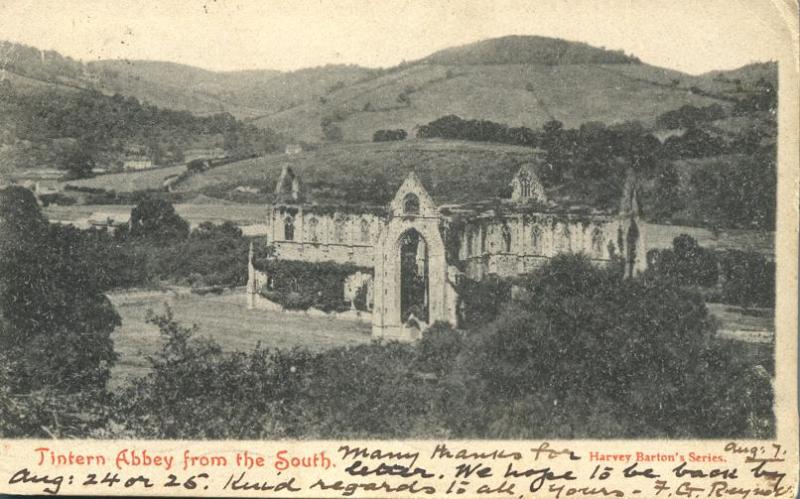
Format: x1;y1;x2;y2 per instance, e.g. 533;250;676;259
0;0;790;445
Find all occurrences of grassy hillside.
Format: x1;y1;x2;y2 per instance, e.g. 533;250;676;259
61;164;187;192
0;38;776;145
0;41;373;119
175;139;538;205
252;62;739;142
250;38;775;143
90;60;372;118
419;35;640;65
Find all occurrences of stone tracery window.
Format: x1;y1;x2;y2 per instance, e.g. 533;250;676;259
403;193;420;215
519;174;532;198
360;219;370;244
307;217;319;243
283;216;294;241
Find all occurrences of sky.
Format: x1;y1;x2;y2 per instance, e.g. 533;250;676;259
0;0;795;75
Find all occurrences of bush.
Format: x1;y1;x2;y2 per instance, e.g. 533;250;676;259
656;104;727;129
648;234;718;287
38;192;76;206
455;274;512;327
719;250;775;308
372;129;407;142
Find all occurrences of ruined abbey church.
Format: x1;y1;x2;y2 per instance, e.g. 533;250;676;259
247;159;647;341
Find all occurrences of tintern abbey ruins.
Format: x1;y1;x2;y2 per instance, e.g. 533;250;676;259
248;158;647;341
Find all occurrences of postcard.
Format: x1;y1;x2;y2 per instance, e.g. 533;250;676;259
0;0;797;496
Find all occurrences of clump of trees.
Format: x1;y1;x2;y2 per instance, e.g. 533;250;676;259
0;186;120;437
417;115;538;147
656;103;727;129
647;235;774;309
372;129;407;142
108;197;250;289
128;197;190;243
0;83;282;171
415;112;775;230
648;234;718;286
733;78;777;115
718;250;775;309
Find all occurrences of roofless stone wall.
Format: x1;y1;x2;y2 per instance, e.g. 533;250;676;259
249;167;646;341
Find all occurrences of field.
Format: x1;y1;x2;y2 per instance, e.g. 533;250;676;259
60;164;187;192
44;201;268;228
107;288;372;389
708;302;774;343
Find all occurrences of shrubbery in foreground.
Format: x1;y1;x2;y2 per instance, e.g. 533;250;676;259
109;255;772;440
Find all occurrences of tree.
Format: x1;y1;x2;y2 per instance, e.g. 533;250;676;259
372;129;407;142
321;119;343;142
648;234;718;287
650;163;684;219
129;197;190;243
462;254;771;437
60;146;94;179
719;250;775;308
0;186;119;395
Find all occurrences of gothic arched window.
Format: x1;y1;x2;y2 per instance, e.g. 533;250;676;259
591;227;604;255
562;223;572;252
360;219;370;244
501;224;512;253
403;193;420;215
334;217;347;243
307;217;319;243
283;216;294;241
554;223;570;253
531;225;542;253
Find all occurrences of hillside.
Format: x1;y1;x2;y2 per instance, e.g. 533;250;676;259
90;60;372;118
251;62;738;142
0;41;373;119
0;38;777;145
174;139;538;206
249;37;775;143
419;35;641;66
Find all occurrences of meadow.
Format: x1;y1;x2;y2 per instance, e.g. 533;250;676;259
44;201;268;228
60;164;187;192
107;288;371;389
